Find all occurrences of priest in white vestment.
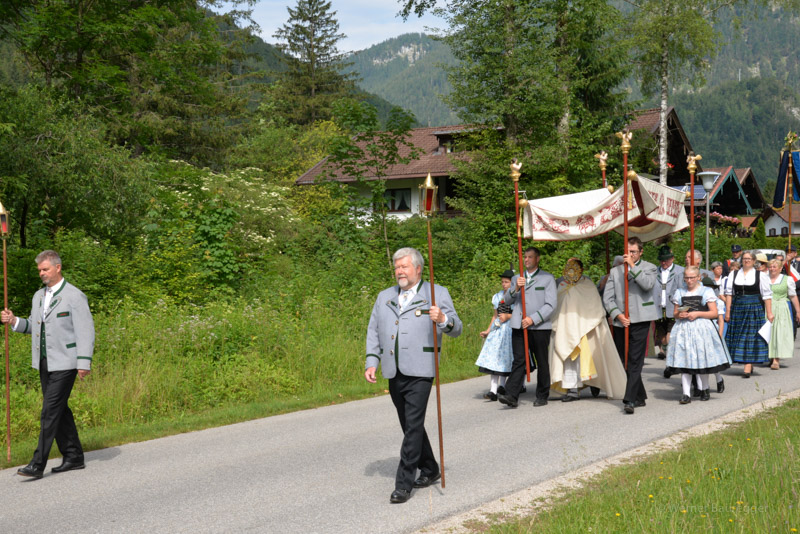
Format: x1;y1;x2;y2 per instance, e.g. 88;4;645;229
550;258;628;400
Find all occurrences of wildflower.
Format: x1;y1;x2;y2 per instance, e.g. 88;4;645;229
649;494;654;499
615;513;621;517
681;510;687;514
701;514;706;518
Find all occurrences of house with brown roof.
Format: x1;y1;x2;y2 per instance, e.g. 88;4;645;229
628;108;766;218
627;107;699;187
295;125;472;218
758;204;800;237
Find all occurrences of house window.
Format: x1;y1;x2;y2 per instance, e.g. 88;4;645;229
384;189;412;212
769;228;776;236
782;227;789;236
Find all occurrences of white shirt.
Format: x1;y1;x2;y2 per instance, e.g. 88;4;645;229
723;268;772;299
12;278;65;330
659;264;674;308
398;282;448;326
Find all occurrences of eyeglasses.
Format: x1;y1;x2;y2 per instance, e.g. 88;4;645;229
684;277;698;281
742;257;754;261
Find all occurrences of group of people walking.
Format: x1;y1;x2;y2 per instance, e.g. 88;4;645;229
364;243;795;504
475;240;798;411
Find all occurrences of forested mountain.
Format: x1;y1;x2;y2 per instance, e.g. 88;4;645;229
672;77;800;190
346;33;459;127
342;4;800;185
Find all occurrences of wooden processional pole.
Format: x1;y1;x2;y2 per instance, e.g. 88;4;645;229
419;173;445;488
511;160;531;382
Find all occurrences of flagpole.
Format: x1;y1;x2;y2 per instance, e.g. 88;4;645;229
616;132;632;370
511;160;531;382
595;151;610;273
419;173;445;488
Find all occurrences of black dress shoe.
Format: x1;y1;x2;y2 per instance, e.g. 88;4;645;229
498;394;519;408
663;367;675;379
657;352;666;360
561;395;579;402
634;400;646;408
17;464;43;479
717;378;725;393
590;386;600;397
623;402;635;414
483;391;498;401
390;489;411;504
700;389;710;401
520;385;527;393
497;385;507;396
413;472;441;488
52;460;85;473
533;398;548;407
679;395;691;404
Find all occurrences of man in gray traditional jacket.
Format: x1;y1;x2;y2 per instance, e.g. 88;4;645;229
365;247;461;504
2;250;95;479
603;237;658;414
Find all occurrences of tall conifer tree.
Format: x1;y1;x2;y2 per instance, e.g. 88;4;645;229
273;0;358;124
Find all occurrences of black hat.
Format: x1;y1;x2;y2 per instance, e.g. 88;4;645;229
657;245;674;261
500;269;515;279
787;244;797;252
701;276;717;288
731;244;742;253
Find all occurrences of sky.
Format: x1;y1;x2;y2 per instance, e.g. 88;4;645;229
237;0;445;52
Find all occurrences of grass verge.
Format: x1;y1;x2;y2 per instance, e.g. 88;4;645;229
472;397;800;533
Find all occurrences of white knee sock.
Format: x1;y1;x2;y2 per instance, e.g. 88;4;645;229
716;373;723;383
697;374;709;391
498;376;507;388
490;375;499;394
681;374;692;396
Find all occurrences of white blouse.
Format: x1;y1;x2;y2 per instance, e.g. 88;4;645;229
723;268;772;299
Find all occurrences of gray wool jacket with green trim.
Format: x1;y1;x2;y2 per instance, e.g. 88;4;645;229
13;281;95;371
603;259;659;326
365;280;462;379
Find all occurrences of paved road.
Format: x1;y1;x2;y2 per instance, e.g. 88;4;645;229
1;355;797;533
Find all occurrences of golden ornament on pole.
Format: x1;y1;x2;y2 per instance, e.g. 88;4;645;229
686;152;702;266
418;173;446;488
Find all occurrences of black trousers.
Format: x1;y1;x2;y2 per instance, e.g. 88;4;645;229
31;358;83;470
613;322;650;404
388;372;438;491
505;328;551;401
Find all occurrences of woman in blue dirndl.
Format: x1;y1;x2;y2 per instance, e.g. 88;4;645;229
723;251;773;378
475;270;515;400
667;266;731;403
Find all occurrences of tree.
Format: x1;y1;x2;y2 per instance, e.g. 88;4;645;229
0;1;257;166
326;99;419;270
439;0;630;193
273;0;358;124
624;0;747;185
0;86;152;248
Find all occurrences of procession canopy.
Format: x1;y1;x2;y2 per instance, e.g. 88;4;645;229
773;150;800;209
522;174;689;242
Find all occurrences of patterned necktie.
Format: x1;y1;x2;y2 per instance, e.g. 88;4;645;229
400;290;412;310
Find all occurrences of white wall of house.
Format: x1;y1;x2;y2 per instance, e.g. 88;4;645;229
764;213;800;236
351;177;446;220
